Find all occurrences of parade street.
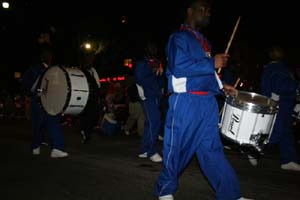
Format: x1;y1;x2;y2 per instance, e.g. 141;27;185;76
0;119;299;200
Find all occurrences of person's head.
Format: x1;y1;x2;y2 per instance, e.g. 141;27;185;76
268;46;285;61
37;26;55;45
38;43;53;65
114;82;121;89
184;0;211;29
144;40;159;58
81;52;95;69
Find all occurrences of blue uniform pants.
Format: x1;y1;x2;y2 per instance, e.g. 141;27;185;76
140;97;161;157
31;97;65;150
269;101;298;164
155;93;241;200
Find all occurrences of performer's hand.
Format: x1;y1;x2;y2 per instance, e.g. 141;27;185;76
214;53;229;69
223;84;238;96
155;67;163;76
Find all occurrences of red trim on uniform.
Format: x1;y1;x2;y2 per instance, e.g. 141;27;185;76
180;25;211;53
189;91;209;95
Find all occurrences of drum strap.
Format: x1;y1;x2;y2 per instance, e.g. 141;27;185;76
31;76;40;93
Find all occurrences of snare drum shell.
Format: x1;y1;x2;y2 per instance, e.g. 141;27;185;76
220;102;277;146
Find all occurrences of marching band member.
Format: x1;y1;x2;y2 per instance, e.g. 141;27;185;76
154;1;250;199
20;43;68;158
135;40;165;163
261;46;300;171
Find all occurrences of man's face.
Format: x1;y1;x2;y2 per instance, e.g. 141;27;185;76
270;48;284;61
146;43;158;57
189;1;211;28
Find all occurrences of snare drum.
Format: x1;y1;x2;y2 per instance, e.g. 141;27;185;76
38;66;89;116
220;91;278;151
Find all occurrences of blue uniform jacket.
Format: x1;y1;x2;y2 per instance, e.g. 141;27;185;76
165;30;221;96
261;61;297;102
20;63;46;96
135;58;164;99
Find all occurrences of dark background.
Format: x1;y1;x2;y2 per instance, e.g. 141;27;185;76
1;0;299;93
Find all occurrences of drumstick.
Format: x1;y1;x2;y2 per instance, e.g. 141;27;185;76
233;77;241;88
218;16;241;74
219;77;241;116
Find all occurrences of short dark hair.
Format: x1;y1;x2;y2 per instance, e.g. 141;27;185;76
268;45;285;61
184;0;210;9
181;0;211;20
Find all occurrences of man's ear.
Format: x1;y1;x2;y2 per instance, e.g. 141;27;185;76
187;7;193;17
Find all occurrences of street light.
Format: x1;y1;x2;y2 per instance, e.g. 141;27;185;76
84;43;91;50
2;2;9;9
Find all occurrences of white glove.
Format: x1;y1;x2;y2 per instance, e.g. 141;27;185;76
271;93;280;101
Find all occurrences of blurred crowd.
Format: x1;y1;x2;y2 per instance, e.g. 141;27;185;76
0;78;168;139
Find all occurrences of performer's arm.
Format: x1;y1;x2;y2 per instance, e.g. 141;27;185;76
135;62;158;87
167;34;215;78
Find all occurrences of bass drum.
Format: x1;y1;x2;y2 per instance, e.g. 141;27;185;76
38;66;89;116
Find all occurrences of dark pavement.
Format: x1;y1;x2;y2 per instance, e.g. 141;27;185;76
1;119;300;200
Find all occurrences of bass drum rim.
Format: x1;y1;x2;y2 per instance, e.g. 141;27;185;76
37;65;72;117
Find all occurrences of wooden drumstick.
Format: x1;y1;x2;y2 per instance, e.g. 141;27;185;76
233;77;241;88
218;16;241;74
219;77;241;116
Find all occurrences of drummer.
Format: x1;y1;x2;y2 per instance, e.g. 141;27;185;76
154;1;249;199
260;46;300;171
79;49;101;143
20;43;68;158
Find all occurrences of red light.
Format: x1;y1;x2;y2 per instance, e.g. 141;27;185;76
128;63;133;68
117;76;125;81
99;76;126;82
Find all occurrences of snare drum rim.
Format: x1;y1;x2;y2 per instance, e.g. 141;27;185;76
226;91;278;114
37;65;72;117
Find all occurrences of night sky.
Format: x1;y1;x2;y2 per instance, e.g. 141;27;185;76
1;0;299;92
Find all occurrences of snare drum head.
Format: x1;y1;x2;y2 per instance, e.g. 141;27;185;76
39;66;69;116
226;91;278;114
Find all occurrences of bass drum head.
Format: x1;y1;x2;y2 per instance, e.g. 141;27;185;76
40;66;69;116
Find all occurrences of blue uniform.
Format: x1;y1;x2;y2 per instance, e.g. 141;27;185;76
20;64;65;151
135;58;164;157
155;26;241;199
261;61;298;164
